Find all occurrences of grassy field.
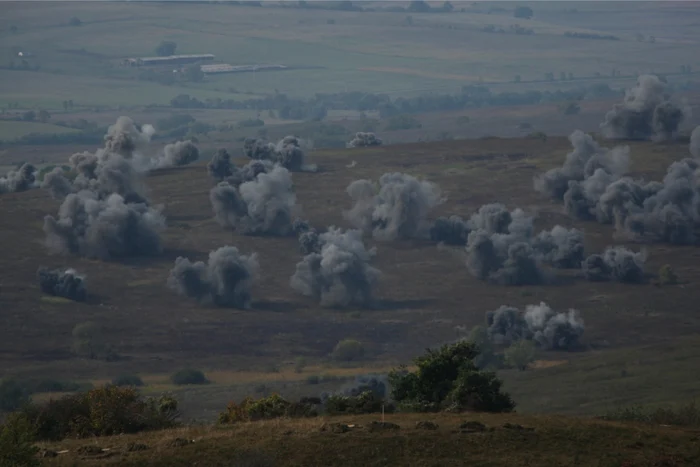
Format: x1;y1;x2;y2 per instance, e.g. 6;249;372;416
0;120;78;141
37;412;700;466
1;1;699;109
1;133;700;421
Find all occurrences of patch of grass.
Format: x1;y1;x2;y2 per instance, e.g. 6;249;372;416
600;401;700;427
0;121;79;141
40;296;74;305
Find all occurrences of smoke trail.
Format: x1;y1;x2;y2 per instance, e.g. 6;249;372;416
0;163;37;194
347;132;383;148
210;165;297;236
37;266;86;302
43;191;165;260
167;246;259;309
600;75;687;141
290;227;380;308
581;246;646;283
485;302;584;350
345;172;442;241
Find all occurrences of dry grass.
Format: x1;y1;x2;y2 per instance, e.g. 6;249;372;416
37;412;700;466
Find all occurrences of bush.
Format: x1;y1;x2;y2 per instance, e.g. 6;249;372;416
325;390;392;415
170;369;208;385
26;379;89;393
18;386;179;441
389;341;515;413
238;118;265;128
156;40;177;57
0;413;39;467
331;339;366;362
111;374;145;387
306;375;320;385
0;379;31;413
218;394;317;424
658;264;679;285
504;340;536;371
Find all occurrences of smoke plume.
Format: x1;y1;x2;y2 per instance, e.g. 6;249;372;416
290;227;380;308
244;136;316;172
581;246;646;283
208;149;234;181
485;302;584;350
150;140;199;169
41;167;75;199
600;75;687;141
43;191;165;260
104;116;155;156
0;163;37;194
167;246;259;309
37;266;87;302
210;165;297;236
690;126;700;158
345;172;443;241
347;132;383;148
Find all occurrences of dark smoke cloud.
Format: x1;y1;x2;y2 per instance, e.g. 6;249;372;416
167;246;259;309
37;266;87;302
532;225;585;268
486;302;584;350
290;227;380;308
430;215;470;245
345;172;443;241
210;165;298;236
0;163;37;194
208;149;234;182
104;116;155;156
600;74;688;142
150;140;200;169
581;246;646;283
41;167;75;199
43;191;165;260
690;126;700;158
347;132;383;148
244;136;316;172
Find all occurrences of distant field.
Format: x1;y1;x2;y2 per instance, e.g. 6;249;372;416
1;1;698;108
0;120;79;141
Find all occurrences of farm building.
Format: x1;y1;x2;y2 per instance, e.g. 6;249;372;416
122;54;215;67
200;63;287;74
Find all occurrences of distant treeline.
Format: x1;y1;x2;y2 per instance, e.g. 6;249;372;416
564;31;620;41
169;83;623;119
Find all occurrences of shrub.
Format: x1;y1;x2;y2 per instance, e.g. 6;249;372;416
306;375;321;385
658;264;679;285
324;391;392;415
389;341;515;413
238;118;265;128
0;379;31;413
504;340;536;371
111;374;145;387
170;369;208;385
18;386;179;441
27;379;89;393
331;339;366;362
218;394;317;424
0;413;39;467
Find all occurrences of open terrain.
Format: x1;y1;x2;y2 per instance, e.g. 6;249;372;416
1;134;700;421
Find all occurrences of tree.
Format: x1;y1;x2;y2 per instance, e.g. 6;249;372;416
38;110;50;123
183;65;204;83
68;16;82;26
560;71;567;81
389;341;515;413
514;5;533;19
331;339;366;362
62;101;69;111
68;99;74;109
544;72;554;81
408;1;432;13
155;40;177;57
504;340;536;371
514;74;521;83
442;1;454;12
0;379;30;413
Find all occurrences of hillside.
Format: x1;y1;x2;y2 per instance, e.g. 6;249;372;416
1;134;700;420
36;413;700;466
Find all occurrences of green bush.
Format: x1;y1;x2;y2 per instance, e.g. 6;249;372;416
170;369;209;385
389;341;515;413
0;413;39;467
18;386;179;441
331;339;366;362
325;390;392;415
111;374;145;387
504;340;536;371
658;264;679;285
218;394;317;424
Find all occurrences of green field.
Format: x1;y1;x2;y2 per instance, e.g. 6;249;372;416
1;1;699;109
0;120;79;141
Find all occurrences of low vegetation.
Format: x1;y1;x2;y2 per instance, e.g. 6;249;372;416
170;369;209;386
